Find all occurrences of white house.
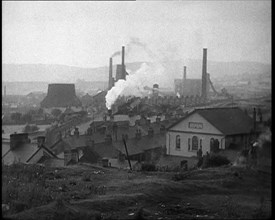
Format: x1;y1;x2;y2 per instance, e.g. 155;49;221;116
166;107;254;157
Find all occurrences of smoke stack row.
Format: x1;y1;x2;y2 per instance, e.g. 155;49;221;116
201;48;207;100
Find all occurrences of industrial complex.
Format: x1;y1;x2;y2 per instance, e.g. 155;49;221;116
2;45;268;171
2;44;271;219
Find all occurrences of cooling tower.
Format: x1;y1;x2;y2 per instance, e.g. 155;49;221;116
41;84;81;108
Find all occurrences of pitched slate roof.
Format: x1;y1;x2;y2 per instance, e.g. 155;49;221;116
51;135;91;154
26;145;58;163
92;142;118;158
79;147;101;164
113;133;166;156
168;107;254;135
63;136;88;149
2;142;38;165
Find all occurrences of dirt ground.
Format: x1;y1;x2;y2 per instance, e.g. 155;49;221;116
2;163;271;220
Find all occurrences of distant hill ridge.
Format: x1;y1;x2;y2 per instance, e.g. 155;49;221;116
3;60;271;82
2;60;271;95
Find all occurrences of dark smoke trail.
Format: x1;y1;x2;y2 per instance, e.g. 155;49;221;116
111;51;121;58
127;37;157;59
110;37;157;60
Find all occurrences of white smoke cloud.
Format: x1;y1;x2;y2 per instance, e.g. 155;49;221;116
105;62;167;109
257;127;271;148
106;37;177;109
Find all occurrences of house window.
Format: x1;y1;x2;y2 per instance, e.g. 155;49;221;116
210;138;220;152
215;139;220;149
210;138;215;151
200;139;202;149
192;136;198;151
188;138;191;151
176;135;181;150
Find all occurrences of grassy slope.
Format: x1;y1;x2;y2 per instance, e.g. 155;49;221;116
2;163;271;220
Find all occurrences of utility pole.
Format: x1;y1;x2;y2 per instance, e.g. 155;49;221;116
123;136;132;170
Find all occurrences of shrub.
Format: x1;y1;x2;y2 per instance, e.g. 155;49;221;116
223;196;241;218
23;124;39;133
173;172;191;181
141;163;156;171
82;173;91;182
203;154;230;168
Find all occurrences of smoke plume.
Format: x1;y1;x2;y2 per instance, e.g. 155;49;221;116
105;62;166;109
106;37;174;109
257;127;271;148
111;51;121;58
111;37;158;59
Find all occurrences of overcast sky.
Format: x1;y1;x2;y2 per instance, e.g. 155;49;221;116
2;1;271;68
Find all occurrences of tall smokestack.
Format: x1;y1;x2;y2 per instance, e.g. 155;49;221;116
253;107;256;131
108;57;113;90
122;46;125;66
183;66;187;80
201;48;207;100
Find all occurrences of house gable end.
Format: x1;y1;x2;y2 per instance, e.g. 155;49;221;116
169;112;223;135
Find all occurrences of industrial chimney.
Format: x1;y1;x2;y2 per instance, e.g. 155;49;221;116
183;66;187;80
115;46;127;81
121;46;126;79
201;48;207;100
122;46;125;66
253;108;256;131
108;57;113;90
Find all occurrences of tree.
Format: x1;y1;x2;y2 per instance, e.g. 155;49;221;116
51;109;62;118
11;112;22;123
37;108;44;115
21;113;32;123
28;109;37;115
23;124;39;133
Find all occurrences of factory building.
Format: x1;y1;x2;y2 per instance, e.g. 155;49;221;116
166;107;254;158
108;46;129;90
174;48;210;99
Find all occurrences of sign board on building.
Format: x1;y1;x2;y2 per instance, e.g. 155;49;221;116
189;122;203;129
